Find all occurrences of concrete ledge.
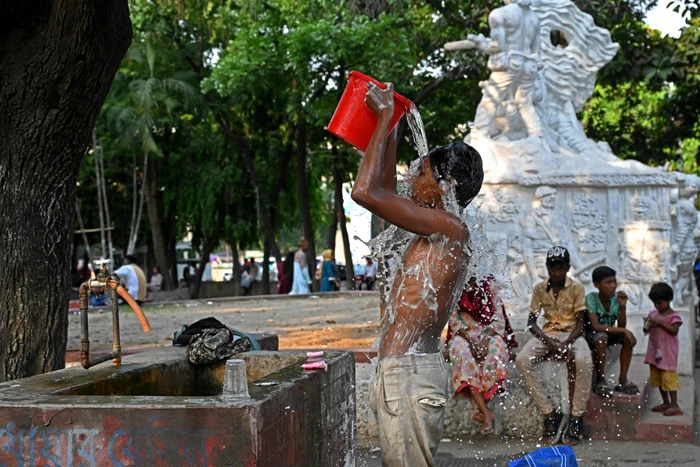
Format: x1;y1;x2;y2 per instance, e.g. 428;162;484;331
354;345;694;446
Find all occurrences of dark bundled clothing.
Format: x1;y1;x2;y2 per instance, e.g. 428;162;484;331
173;317;258;365
186;328;251;365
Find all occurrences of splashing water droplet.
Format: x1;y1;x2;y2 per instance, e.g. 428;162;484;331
406;103;429;160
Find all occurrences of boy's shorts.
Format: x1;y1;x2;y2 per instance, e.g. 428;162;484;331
586;330;624;349
649;366;679;391
591;331;624;346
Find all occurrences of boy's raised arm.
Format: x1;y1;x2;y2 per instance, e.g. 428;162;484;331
382;127;398;195
351;83;466;241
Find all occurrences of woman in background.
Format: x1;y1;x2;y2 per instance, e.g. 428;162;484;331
289;239;311;295
320;249;340;292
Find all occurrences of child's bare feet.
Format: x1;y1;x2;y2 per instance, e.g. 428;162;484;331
479;408;496;434
472;411;485;423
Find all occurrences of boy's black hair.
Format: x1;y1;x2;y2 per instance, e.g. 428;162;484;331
429;141;484;209
125;255;138;265
648;282;674;302
591;266;616;284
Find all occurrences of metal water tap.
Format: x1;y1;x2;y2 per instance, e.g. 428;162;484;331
78;261;151;369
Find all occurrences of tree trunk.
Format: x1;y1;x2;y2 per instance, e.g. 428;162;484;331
127;152;148;255
93;131;107;259
190;234;218;299
98;138;114;266
0;0;132;382
145;156;176;290
296;114;317;289
327;197;337;254
217;125;283;264
334;148;355;288
262;238;271;293
230;237;243;296
167;228;179;291
75;198;93;264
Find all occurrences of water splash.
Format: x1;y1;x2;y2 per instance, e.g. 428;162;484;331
359;104;518;369
406;103;429;160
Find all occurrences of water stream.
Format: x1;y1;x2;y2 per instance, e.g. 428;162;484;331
356;104;517;363
406;103;429;160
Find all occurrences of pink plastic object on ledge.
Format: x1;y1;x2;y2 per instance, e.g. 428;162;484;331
301;361;328;372
306;351;324;358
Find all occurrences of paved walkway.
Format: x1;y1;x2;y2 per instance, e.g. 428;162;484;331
357;343;700;466
356;439;700;466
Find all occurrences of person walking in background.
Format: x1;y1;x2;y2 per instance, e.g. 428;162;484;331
644;282;684;416
364;256;377;290
148;266;164;293
447;276;517;434
130;257;148;304
277;249;294;294
320;249;340;292
114;255;142;305
290;239;311;294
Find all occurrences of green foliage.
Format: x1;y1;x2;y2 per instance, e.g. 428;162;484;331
77;0;700;261
579;1;700;176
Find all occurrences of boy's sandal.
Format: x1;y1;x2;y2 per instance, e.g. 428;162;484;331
563;416;584;446
663;407;684;417
651;404;670;412
541;414;559;444
614;381;640;395
594;382;614;398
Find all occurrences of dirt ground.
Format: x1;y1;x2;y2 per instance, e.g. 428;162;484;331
67;294;383;353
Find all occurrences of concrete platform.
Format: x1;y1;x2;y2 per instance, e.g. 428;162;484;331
354;352;696;446
0;347;356;467
584;354;694;442
357;439;700;466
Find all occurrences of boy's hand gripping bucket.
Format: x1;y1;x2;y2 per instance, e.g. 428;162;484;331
327;71;412;152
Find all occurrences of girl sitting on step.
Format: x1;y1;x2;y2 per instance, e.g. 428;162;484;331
446;276;517;434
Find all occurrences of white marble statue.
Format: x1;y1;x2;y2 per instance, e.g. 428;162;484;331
672;178;700;305
445;0;559;152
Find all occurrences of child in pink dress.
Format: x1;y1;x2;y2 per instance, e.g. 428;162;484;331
446;276;517;434
643;283;684;416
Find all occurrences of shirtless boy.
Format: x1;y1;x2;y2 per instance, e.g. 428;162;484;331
351;82;483;466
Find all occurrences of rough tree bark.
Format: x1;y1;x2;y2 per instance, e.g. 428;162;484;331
0;0;132;382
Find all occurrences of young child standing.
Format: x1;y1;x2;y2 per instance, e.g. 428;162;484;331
644;282;684;416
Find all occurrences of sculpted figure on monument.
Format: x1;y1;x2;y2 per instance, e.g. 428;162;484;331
445;0;558;150
672;181;699;304
519;186;581;283
620;196;671;307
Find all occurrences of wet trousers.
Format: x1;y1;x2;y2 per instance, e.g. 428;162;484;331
370;353;451;467
515;332;593;418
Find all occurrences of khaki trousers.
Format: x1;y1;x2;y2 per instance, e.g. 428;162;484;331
515;332;593;417
370;353;450;467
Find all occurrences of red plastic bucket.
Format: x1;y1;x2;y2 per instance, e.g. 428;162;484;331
327;71;412;152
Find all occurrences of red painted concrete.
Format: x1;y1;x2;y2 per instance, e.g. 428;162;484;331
1;348;355;466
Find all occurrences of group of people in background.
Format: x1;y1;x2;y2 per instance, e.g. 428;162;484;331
277;239;346;295
447;246;685;444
